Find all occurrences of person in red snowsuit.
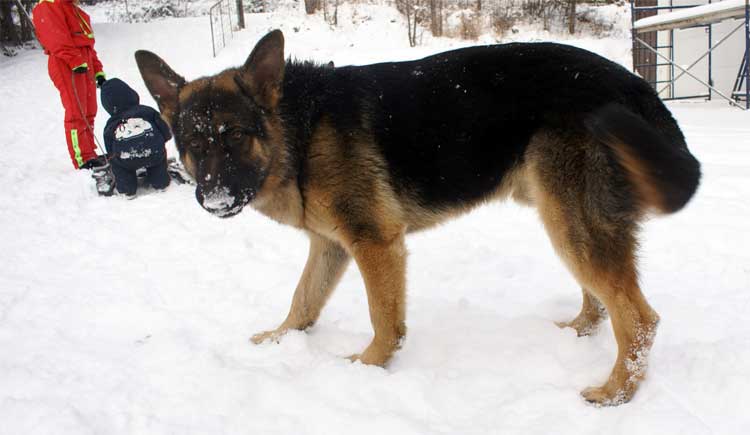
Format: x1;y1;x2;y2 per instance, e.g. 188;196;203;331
33;0;107;169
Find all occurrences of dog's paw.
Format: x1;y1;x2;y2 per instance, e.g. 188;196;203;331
555;319;599;337
250;328;289;345
346;347;390;367
347;353;386;366
581;385;630;406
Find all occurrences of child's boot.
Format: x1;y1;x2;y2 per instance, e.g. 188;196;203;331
89;159;115;197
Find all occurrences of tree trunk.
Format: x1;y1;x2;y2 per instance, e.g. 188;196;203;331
437;0;443;36
236;0;245;29
0;3;7;44
405;0;413;46
430;0;437;35
430;0;444;37
568;0;576;35
411;0;418;46
0;1;19;46
304;0;319;14
19;0;34;41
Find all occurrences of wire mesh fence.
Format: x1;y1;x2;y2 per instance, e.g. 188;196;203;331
210;0;239;57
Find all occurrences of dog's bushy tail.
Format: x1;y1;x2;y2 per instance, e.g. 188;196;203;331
585;104;701;214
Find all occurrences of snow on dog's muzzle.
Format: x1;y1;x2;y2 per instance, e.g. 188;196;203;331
196;185;246;218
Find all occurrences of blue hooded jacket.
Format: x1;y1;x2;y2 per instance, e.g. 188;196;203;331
101;78;172;163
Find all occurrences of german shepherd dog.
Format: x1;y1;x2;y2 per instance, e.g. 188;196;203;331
135;30;700;405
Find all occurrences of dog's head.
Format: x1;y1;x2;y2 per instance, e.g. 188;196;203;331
135;30;286;218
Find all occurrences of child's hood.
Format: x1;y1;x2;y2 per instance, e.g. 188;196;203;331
101;78;140;115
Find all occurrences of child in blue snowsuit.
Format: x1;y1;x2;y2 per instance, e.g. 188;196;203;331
101;78;171;197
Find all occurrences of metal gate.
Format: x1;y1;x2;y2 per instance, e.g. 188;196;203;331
210;0;238;57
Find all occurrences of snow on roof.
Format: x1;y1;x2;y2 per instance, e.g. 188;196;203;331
633;0;749;33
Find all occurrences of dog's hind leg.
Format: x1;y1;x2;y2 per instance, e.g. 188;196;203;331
251;233;350;344
577;265;658;406
555;288;608;336
534;186;659;405
527;134;659;405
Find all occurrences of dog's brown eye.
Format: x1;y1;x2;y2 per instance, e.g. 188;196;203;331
230;130;244;141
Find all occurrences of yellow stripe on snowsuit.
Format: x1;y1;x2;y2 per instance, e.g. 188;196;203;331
73;7;94;38
71;129;84;167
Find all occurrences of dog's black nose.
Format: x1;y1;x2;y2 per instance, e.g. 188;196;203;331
201;186;234;210
196;185;243;218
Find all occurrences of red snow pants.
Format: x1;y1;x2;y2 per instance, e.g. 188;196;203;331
48;47;99;169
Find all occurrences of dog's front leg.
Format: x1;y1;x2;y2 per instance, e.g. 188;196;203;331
251;232;350;344
347;233;407;366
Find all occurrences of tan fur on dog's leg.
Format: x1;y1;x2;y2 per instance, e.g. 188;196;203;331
251;233;350;344
532;168;659;405
556;288;608;336
347;233;407;366
579;272;659;405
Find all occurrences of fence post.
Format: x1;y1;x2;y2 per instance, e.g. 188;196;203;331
745;0;749;109
236;0;245;29
219;1;225;48
210;8;216;57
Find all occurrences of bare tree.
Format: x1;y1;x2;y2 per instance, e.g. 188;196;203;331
304;0;320;15
568;0;576;34
429;0;443;37
396;0;423;47
0;1;20;47
323;0;339;26
236;0;245;29
1;0;35;56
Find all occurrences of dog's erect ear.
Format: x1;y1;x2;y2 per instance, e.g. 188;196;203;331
134;50;185;117
237;30;285;109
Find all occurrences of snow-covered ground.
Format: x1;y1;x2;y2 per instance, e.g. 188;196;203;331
1;4;749;435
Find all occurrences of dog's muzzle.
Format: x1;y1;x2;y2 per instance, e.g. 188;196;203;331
196;185;254;218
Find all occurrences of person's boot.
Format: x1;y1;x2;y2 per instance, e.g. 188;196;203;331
80;155;108;170
83;156;115;197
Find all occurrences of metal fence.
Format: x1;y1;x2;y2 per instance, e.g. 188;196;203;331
210;0;239;57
